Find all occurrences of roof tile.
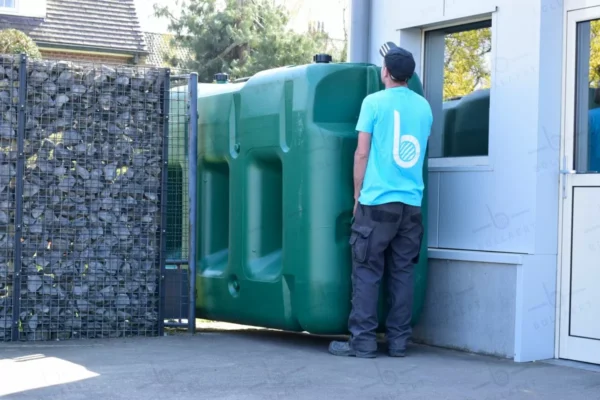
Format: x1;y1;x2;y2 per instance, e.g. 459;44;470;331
0;0;147;54
143;32;193;68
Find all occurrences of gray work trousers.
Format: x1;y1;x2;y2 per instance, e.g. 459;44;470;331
348;201;424;353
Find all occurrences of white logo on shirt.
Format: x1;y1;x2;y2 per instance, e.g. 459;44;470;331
393;110;420;169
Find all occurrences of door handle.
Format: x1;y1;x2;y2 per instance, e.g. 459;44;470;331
560;156;575;199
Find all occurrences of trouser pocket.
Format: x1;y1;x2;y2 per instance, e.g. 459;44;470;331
349;225;374;263
408;209;424;264
411;227;424;264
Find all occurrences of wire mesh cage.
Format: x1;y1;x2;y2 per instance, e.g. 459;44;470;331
0;54;199;342
0;54;21;342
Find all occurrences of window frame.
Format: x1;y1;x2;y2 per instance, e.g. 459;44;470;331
420;14;498;172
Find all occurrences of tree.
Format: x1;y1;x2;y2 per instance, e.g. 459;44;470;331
323;0;348;63
443;27;491;100
305;0;348;63
155;0;330;82
0;29;42;59
339;2;348;62
590;20;600;86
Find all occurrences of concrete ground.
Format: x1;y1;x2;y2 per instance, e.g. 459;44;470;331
1;323;600;400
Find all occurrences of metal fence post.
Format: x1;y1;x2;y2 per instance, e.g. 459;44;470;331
188;72;198;334
11;53;27;341
158;68;171;337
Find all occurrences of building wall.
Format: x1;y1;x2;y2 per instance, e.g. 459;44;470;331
40;50;136;65
370;0;542;256
412;258;517;358
367;0;564;361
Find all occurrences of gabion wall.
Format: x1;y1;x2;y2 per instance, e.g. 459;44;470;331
0;54;170;341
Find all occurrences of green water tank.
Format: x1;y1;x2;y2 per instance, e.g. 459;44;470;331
441;98;459;157
193;61;429;334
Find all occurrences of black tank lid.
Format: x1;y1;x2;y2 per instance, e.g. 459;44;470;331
214;72;229;82
313;54;332;64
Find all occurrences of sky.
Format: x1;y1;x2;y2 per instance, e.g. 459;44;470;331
134;0;174;34
133;0;348;40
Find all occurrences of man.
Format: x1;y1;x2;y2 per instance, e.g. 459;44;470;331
328;42;433;358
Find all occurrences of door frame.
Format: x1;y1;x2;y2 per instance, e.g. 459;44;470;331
556;5;600;364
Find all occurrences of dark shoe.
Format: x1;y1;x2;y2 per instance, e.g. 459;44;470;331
387;339;408;357
328;340;376;358
388;347;406;357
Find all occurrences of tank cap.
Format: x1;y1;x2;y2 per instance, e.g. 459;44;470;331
214;72;229;83
313;54;332;64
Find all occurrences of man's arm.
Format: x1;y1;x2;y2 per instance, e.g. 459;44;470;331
354;132;371;202
353;97;376;209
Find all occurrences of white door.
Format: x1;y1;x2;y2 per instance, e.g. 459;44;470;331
559;7;600;365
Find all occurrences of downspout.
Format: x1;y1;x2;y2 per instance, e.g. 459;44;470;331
349;0;371;63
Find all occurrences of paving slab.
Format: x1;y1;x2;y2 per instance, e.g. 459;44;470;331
1;327;599;400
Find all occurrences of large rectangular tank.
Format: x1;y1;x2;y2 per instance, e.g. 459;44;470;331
191;61;429;334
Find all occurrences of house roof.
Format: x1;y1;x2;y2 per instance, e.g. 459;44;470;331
0;0;148;55
143;32;192;67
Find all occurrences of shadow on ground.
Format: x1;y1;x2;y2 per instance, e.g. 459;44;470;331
1;325;599;400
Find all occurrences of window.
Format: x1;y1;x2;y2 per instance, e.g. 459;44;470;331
0;0;15;8
574;19;600;173
423;20;492;160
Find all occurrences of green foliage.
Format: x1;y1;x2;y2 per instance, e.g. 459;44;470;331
0;29;42;59
339;40;348;63
590;20;600;86
155;0;331;82
443;27;491;101
158;33;181;68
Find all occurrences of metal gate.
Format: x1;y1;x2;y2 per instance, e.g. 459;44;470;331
162;72;198;334
0;53;198;342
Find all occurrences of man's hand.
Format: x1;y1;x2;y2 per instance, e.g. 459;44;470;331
353;199;358;216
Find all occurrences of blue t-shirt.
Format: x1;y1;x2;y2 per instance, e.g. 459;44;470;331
355;86;433;207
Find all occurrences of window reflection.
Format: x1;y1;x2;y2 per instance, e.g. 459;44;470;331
575;19;600;172
424;21;492;158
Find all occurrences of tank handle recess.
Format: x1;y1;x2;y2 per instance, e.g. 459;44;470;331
232;77;251;83
214;72;229;84
313;54;332;64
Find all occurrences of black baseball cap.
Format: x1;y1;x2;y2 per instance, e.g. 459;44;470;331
379;41;415;82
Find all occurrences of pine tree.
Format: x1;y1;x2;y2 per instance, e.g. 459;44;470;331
155;0;331;82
